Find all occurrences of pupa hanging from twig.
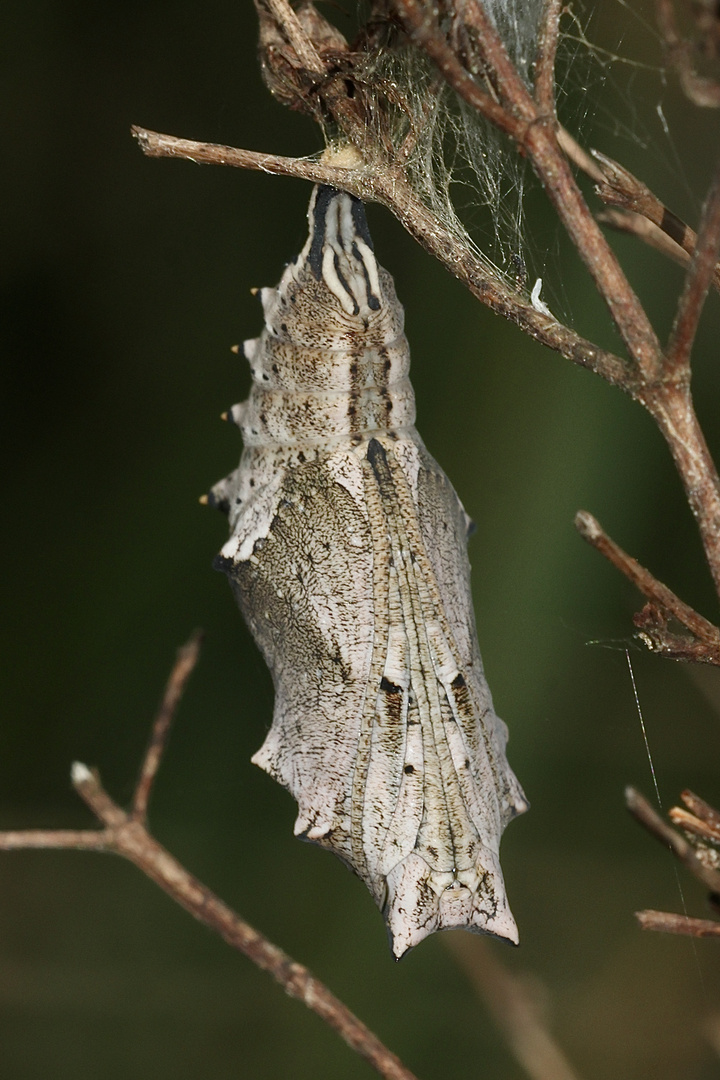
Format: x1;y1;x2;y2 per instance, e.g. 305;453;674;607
209;185;527;958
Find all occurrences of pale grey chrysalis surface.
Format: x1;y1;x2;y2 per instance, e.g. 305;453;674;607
211;186;528;958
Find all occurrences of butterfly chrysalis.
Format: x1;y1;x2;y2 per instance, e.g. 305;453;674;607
210;186;527;958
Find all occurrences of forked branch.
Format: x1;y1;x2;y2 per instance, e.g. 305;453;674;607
0;637;419;1080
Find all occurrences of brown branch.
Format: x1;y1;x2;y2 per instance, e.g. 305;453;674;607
261;0;325;74
596;208;698;275
368;175;632;385
534;0;564;114
592;149;689;244
526;126;663;380
446;935;584;1080
0;828;107;851
665;160;720;374
555;132;710;297
0;638;419;1080
131;127;362;186
574;510;720;662
636;910;720;936
625;787;720;894
642;389;720;600
394;0;523;135
556;124;607;183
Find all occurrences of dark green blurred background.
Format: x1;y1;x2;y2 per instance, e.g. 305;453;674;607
2;2;720;1078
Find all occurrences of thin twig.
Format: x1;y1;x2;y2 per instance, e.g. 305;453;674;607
592;149;690;247
559;131;710;298
0;829;106;851
640;389;720;600
556;125;606;183
574;511;720;661
133;630;203;822
262;0;325;74
590;148;720;293
596;208;696;273
534;0;564;114
0;640;420;1080
665;160;720;374
627;788;720;939
446;935;584;1080
669;805;720;844
131;128;360;185
625;786;720;894
682;790;720;834
636;910;720;936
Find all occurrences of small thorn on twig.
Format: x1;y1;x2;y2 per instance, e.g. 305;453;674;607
636;910;720;937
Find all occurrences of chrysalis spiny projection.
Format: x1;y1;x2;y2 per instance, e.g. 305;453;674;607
209;185;527;958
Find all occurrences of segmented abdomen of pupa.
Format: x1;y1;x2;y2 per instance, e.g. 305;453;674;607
210;184;527;958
